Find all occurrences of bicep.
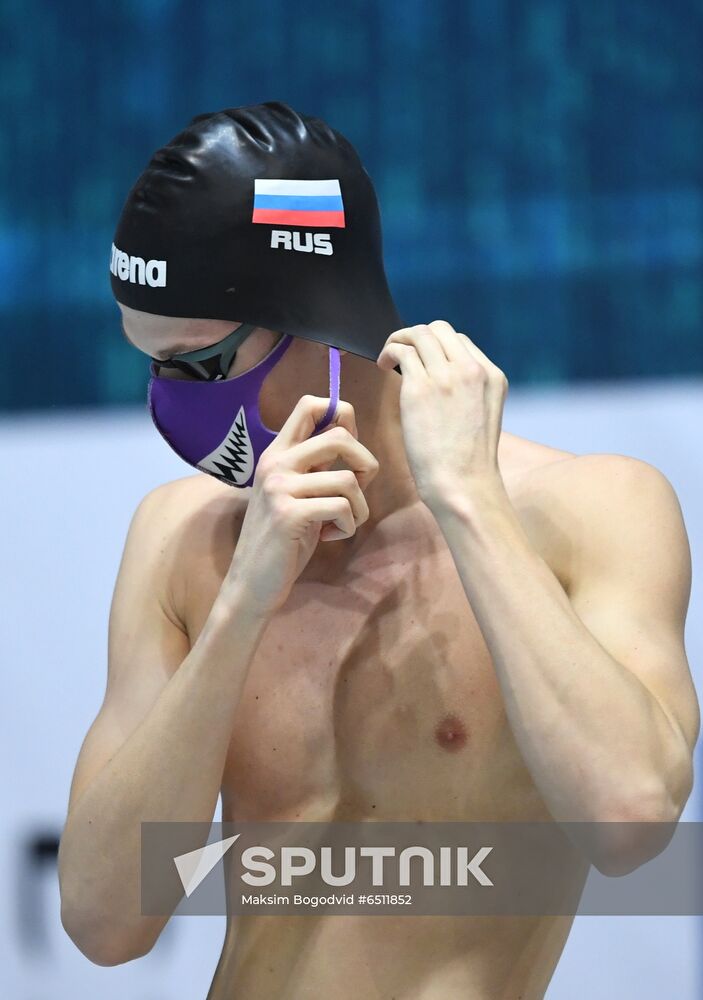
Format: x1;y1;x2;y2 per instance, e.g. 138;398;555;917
567;456;699;748
67;485;191;811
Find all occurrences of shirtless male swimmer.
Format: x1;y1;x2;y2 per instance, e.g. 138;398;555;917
58;103;700;999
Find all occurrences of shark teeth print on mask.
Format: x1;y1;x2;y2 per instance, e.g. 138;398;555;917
197;405;254;485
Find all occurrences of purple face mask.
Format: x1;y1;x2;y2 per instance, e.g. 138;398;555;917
148;334;341;487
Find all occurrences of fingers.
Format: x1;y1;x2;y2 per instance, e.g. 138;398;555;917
378;321;507;386
260;465;367;546
429;320;506;381
378;324;445;376
274;395;358;450
377;339;428;379
424;320;473;365
284;425;379;490
254;398;378;538
275;469;370;526
288;496;357;540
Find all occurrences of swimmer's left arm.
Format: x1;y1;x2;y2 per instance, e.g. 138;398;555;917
377;321;699;874
434;455;699;873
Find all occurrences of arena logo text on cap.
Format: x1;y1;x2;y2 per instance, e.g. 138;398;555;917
110;242;167;287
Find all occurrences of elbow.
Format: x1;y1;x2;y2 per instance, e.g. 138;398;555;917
587;779;684;877
60;900;155;967
589;824;674;878
58;837;161;966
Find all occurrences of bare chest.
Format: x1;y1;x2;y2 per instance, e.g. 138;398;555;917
183;508;551;825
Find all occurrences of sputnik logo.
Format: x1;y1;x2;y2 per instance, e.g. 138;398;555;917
174;834;241;897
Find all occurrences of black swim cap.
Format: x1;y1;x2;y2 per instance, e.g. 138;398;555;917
110;101;401;361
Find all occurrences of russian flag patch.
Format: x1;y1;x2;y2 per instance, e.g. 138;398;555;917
252;178;346;228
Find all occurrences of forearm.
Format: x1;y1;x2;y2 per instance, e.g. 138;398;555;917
433;479;681;826
59;583;269;963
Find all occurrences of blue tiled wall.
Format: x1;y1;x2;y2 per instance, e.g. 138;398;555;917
1;0;701;409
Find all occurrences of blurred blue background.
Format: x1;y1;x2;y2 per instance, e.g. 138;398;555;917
1;0;702;411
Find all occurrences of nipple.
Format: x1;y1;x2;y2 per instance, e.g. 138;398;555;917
434;713;468;753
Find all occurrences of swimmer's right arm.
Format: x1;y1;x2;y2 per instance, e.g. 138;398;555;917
58;394;377;967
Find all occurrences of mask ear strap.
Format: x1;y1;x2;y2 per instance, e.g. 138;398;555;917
313;347;341;433
215;322;257;376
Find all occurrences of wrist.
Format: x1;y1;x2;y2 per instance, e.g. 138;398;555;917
213;574;273;629
422;471;508;519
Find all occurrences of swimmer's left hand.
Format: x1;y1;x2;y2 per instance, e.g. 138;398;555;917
376;320;509;508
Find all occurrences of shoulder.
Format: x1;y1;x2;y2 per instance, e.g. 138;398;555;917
126;473;249;624
131;472;250;567
560;452;688;563
503;436;689;593
135;472;248;528
543;453;690;600
540;452;684;522
503;430;682;515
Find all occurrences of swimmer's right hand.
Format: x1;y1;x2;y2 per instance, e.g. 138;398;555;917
224;394;379;616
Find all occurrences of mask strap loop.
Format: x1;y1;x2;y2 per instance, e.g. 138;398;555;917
313;347;341;434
